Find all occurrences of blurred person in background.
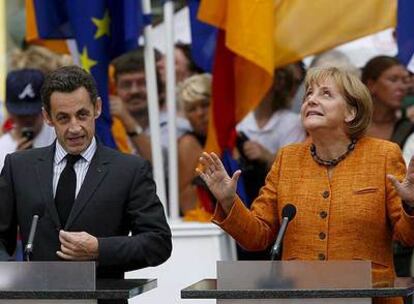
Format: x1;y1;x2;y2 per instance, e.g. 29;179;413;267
362;56;411;147
177;74;213;220
156;43;204;117
236;64;306;207
110;50;153;160
11;45;72;74
0;69;55;171
110;49;191;161
401;71;414;124
2;45;71;137
402;72;414;164
362;55;412;278
156;42;204;86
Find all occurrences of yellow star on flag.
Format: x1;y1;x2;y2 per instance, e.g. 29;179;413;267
92;10;110;39
80;47;97;73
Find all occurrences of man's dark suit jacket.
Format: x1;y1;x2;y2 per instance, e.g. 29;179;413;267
0;142;172;278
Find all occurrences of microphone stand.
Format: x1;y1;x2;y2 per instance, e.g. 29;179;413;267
270;216;289;260
25;215;39;262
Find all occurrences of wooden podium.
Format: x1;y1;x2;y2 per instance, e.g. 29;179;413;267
0;262;156;303
181;261;414;303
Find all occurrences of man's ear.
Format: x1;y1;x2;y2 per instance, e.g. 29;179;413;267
94;97;102;119
42;107;54;127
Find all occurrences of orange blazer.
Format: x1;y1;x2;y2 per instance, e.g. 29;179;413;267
213;137;414;304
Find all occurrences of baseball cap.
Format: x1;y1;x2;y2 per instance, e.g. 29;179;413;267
6;69;45;115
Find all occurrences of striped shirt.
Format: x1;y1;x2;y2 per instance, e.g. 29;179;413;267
52;138;97;198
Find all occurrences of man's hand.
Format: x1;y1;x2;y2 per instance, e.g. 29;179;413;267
242;140;274;165
109;95;130;121
388;156;414;206
56;230;99;261
16;137;33;151
109;95;141;133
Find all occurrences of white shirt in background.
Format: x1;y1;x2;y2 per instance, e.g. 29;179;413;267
0;123;56;172
236;109;306;154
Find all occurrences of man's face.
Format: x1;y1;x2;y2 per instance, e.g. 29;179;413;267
43;87;101;155
9;113;44;137
115;72;147;116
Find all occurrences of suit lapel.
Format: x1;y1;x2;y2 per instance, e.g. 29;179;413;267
35;144;62;229
65;145;109;229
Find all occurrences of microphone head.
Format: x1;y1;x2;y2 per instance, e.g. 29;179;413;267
282;203;297;222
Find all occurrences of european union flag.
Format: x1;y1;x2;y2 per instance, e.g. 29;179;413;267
396;0;414;72
33;0;144;148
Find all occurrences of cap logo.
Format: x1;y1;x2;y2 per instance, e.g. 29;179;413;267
18;83;36;99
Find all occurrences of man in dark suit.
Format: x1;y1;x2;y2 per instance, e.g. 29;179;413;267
0;66;172;279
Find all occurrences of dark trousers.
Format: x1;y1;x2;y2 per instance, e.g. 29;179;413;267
393;241;413;277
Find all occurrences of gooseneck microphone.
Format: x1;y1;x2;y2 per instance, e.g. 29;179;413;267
25;215;39;261
270;204;296;260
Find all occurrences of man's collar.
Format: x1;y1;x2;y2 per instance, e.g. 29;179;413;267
54;137;97;164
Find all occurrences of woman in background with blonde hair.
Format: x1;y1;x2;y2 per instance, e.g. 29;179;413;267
177;73;213;220
11;45;72;74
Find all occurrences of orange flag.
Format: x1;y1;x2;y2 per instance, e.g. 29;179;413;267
25;0;69;54
199;0;396;153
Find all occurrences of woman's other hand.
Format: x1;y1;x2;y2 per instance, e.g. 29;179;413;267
388;156;414;205
197;152;241;214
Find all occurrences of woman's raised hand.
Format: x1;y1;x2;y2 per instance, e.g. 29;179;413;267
197;152;241;214
388;156;414;205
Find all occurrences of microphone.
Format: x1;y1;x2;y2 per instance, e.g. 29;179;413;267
25;215;39;261
270;204;296;260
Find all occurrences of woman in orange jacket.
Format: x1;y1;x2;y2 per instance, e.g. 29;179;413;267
198;67;414;304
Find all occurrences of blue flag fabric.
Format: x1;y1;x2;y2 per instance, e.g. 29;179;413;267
33;0;144;148
397;0;414;72
188;0;217;72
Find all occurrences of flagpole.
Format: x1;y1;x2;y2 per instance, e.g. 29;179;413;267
141;0;167;211
0;0;6;125
163;0;179;220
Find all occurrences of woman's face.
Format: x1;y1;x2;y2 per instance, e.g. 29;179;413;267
301;78;355;135
184;99;210;136
156;48;192;84
368;65;409;110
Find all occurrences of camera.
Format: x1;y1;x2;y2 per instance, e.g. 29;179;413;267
21;127;35;141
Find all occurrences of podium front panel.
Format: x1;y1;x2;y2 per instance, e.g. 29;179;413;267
216;261;371;304
0;262;95;291
217;261;371;290
0;300;95;304
218;299;369;304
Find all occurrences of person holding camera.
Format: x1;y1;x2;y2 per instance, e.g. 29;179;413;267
0;69;55;171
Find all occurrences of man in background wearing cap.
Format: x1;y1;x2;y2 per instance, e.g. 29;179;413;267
0;69;55;171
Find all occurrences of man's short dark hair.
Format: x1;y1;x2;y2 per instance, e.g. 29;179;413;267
41;65;98;115
112;49;145;80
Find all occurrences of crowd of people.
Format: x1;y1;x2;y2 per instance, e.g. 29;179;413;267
1;40;414;303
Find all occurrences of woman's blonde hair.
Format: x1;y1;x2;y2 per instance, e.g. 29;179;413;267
11;45;72;74
177;73;212;110
304;67;373;139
